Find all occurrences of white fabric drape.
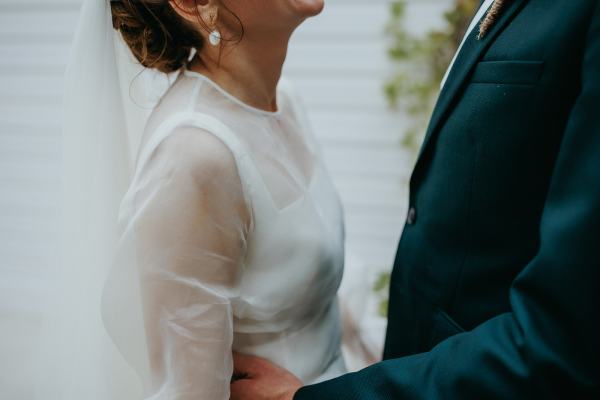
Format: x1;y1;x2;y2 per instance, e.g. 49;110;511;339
33;1;170;398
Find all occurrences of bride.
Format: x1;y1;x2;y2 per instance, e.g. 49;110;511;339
50;0;346;399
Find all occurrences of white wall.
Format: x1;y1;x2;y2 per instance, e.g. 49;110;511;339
0;0;451;397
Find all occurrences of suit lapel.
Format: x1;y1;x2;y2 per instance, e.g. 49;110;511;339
414;0;529;166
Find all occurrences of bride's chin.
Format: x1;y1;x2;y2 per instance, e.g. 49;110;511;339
291;0;325;17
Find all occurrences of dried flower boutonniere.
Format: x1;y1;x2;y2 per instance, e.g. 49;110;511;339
478;0;506;39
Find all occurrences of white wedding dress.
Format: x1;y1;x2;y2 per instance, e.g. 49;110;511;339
101;69;347;399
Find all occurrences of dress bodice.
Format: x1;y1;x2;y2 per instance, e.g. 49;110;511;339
101;70;346;400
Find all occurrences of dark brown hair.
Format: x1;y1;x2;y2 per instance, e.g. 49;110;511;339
111;0;206;73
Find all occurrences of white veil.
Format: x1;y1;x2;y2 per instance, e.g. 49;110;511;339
34;1;173;398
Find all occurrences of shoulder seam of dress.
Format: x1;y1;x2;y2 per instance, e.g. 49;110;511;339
135;110;260;232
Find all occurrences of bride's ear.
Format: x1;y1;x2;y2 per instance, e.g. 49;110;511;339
169;0;219;28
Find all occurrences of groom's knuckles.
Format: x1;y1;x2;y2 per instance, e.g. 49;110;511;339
232;354;253;374
230;380;253;400
233;352;267;372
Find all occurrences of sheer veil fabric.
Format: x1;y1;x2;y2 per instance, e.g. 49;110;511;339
36;1;347;399
34;0;172;398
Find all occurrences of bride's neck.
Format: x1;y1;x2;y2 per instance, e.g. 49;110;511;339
189;33;291;112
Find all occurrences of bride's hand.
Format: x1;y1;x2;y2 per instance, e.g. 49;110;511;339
230;352;303;400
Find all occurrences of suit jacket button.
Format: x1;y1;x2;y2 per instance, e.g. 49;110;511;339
407;207;417;225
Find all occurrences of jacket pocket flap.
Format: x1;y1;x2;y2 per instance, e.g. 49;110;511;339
471;60;544;85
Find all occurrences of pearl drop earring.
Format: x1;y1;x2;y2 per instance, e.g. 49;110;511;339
209;30;221;46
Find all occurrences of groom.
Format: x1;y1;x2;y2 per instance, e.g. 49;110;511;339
231;0;600;398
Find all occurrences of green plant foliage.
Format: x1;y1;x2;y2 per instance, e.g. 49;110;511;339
375;0;479;317
384;0;479;151
373;272;391;317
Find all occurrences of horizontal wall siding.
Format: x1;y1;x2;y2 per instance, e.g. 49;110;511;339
0;0;451;396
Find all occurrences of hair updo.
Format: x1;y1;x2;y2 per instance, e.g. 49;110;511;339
110;0;205;73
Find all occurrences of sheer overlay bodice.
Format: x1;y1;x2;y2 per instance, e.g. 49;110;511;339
101;70;347;399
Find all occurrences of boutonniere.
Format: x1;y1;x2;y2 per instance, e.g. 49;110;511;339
478;0;506;39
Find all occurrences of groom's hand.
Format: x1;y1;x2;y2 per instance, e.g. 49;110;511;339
230;352;303;400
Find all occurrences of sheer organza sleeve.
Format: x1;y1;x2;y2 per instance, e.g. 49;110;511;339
121;126;251;399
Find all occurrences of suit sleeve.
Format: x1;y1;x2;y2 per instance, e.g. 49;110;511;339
295;3;600;399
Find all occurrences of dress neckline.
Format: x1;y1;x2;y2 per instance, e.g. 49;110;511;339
182;68;283;117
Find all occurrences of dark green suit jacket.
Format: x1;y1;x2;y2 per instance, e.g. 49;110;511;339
296;0;600;398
